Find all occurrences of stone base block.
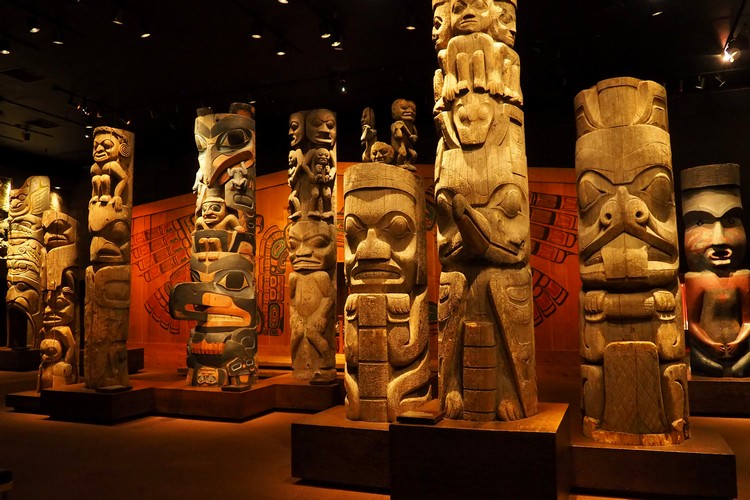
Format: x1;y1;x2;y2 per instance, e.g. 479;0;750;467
390;402;570;500
4;390;42;413
153;373;343;420
41;382;153;423
291;405;390;490
689;375;750;416
571;422;737;498
0;348;40;371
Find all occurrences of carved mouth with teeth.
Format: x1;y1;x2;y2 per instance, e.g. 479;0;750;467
351;264;402;282
191;339;225;355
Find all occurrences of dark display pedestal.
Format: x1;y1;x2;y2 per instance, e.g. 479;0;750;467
689;375;750;416
41;382;153;423
152;373;343;420
4;390;42;412
78;347;144;376
291;405;390;490
571;421;737;498
390;402;570;500
0;348;40;371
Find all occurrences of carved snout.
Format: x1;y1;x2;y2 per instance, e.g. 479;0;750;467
599;186;650;229
356;228;391;261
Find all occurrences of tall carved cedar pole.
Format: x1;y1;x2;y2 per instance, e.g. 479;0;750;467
85;127;134;389
432;0;538;422
39;198;79;390
287;109;338;383
343;161;431;422
682;164;750;377
575;77;689;445
170;103;258;389
6;176;50;350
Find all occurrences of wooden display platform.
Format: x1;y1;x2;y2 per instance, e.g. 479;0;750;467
78;347;145;375
0;348;40;372
291;405;390;490
4;390;42;413
390;402;571;500
571;422;737;498
152;373;343;420
41;382;154;423
689;375;750;416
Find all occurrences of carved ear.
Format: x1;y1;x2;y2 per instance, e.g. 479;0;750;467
119;142;132;158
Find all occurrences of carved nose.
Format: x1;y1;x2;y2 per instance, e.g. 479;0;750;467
625;197;650;226
599;199;618;228
712;222;727;245
357;229;390;260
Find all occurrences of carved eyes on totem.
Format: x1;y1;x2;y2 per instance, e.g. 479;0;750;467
496;188;522;218
12;281;30;292
345;214;414;242
578;179;607;212
194;129;252;152
216;270;251;292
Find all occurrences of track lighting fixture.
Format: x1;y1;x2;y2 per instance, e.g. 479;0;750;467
52;30;64;45
723;38;740;63
276;39;287;56
113;8;124;25
0;39;10;55
695;75;705;90
715;74;726;87
405;13;416;31
28;17;41;34
320;20;332;39
251;19;262;39
331;31;343;48
140;21;151;38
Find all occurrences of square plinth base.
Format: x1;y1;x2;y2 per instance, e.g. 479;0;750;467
0;348;40;371
152;374;343;420
4;390;42;413
291;405;390;490
78;347;144;376
41;382;154;423
390;402;571;500
689;376;750;416
571;423;737;498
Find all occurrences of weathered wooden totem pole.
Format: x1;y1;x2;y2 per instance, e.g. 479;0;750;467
575;77;689;445
343;162;431;422
84;126;134;390
170;103;258;389
682;164;750;377
6;176;50;350
287;109;338;383
39;198;79;390
361;99;419;171
0;177;9;261
432;0;538;422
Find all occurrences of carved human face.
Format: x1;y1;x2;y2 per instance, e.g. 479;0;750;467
43;286;76;327
345;188;419;293
305;109;337;147
287;220;337;272
683;188;746;273
489;1;516;46
7;258;43;331
314;148;330;168
195;112;255;188
201;197;227;228
371;142;394;164
43;211;77;249
89;210;130;263
433;1;451;50
361;107;375;128
392;99;416;122
92;133;122;163
451;0;493;35
289;112;305;147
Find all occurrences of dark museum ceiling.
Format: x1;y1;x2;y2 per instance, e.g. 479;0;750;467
0;0;749;184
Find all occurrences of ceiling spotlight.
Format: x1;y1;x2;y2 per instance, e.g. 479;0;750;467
405;13;417;31
276;39;287;56
337;78;347;95
715;74;726;87
0;39;10;55
278;0;289;3
695;75;706;90
52;30;64;45
723;38;741;63
140;22;151;38
331;32;343;48
320;20;332;39
28;17;41;33
251;20;262;39
113;8;124;25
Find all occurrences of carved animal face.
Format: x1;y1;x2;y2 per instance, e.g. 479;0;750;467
305;109;337;147
89;205;130;263
683;188;746;273
195;112;255;189
345;188;419;293
371;142;394;164
451;0;493;35
7;256;43;326
577;166;678;287
287;220;336;272
9;176;50;220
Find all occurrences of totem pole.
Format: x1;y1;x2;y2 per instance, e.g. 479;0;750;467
575;77;689;445
170;103;258;389
39;200;79;390
343;163;431;422
432;0;538;422
360;99;418;170
682;164;750;377
84;126;134;390
287;109;338;383
6;176;50;350
0;177;8;347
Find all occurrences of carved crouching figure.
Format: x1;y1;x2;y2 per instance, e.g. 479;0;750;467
575;77;689;445
344;163;431;422
682;164;750;377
